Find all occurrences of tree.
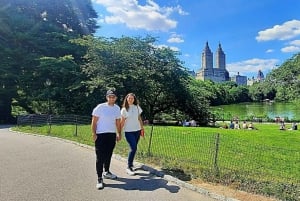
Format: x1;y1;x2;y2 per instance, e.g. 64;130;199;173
251;53;300;102
0;0;98;122
74;36;211;123
1;0;98;35
184;79;211;124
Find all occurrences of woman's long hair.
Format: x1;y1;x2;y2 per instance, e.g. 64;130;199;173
122;93;139;111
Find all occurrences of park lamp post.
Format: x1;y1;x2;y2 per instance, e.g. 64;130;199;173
45;79;52;114
221;108;224;122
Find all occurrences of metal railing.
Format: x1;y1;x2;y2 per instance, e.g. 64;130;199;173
16;114;300;201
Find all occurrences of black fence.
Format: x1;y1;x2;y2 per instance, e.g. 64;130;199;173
16;114;300;201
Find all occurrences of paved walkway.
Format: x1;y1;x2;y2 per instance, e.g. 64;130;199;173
0;126;216;201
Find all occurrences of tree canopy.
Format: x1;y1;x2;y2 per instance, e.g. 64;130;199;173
73;36;210;123
249;53;300;102
2;0;299;124
0;0;98;123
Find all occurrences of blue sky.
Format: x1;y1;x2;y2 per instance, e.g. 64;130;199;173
91;0;300;78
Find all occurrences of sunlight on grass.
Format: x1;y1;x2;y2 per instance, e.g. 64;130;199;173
13;123;300;200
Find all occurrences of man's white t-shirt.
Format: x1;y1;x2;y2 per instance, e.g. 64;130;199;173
121;105;142;132
92;103;121;134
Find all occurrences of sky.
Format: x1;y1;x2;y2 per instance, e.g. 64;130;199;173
91;0;300;78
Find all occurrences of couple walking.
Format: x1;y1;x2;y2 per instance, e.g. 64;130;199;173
91;89;144;189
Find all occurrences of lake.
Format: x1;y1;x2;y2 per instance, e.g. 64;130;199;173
212;102;300;121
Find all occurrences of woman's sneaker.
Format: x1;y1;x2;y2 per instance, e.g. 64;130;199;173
96;178;104;189
126;167;135;176
103;171;117;179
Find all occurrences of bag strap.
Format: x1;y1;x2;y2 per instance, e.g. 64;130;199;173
137;105;143;129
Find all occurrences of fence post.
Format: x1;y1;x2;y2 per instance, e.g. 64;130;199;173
17;116;20;128
74;115;78;136
30;115;33;129
147;124;154;156
214;133;220;177
47;115;52;135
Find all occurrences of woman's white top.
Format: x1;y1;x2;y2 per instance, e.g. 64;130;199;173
121;105;142;132
92;103;121;134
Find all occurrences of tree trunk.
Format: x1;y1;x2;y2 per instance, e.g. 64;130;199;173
148;105;155;125
0;96;15;123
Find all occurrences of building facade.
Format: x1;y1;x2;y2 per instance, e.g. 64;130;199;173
196;42;230;82
231;72;247;86
247;70;265;86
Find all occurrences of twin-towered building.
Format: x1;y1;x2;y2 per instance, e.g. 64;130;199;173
194;42;265;86
196;42;230;83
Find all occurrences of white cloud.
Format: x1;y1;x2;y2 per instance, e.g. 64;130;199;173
256;20;300;41
155;44;179;51
170;46;180;51
167;33;184;43
289;39;300;46
191;63;198;68
281;46;300;53
266;49;274;53
92;0;188;31
162;5;189;16
281;40;300;53
227;58;279;75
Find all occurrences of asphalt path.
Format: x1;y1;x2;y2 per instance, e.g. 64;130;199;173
0;126;216;201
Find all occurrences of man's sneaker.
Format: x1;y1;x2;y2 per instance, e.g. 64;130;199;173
96;178;104;189
103;171;117;180
126;167;135;176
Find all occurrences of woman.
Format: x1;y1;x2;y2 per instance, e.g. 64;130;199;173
121;93;144;176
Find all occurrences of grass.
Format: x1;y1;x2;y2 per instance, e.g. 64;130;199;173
13;122;300;200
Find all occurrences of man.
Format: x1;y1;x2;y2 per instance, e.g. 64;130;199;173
91;89;122;189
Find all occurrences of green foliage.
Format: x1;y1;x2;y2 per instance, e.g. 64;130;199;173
0;0;98;122
192;80;251;106
73;36;210;123
0;0;98;35
250;53;300;102
4;0;300;124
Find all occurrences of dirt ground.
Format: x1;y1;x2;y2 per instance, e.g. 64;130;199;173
190;179;278;201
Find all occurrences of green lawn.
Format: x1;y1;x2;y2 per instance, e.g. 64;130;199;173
14;123;300;200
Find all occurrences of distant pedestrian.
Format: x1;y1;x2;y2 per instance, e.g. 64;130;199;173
229;121;234;129
190;120;197;127
121;93;144;176
91;89;122;189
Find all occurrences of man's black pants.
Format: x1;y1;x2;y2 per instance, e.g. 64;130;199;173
95;133;116;178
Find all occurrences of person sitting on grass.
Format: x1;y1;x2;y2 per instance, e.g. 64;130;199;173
288;122;297;130
279;121;286;130
242;121;248;129
234;121;240;129
248;122;256;130
220;123;228;129
229;121;234;129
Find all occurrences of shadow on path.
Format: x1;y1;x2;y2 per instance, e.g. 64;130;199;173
0;124;13;129
104;174;180;193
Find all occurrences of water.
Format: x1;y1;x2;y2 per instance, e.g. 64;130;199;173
212;102;300;121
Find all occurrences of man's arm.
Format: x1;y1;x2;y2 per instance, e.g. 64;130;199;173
116;118;121;142
120;116;126;129
91;116;99;142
